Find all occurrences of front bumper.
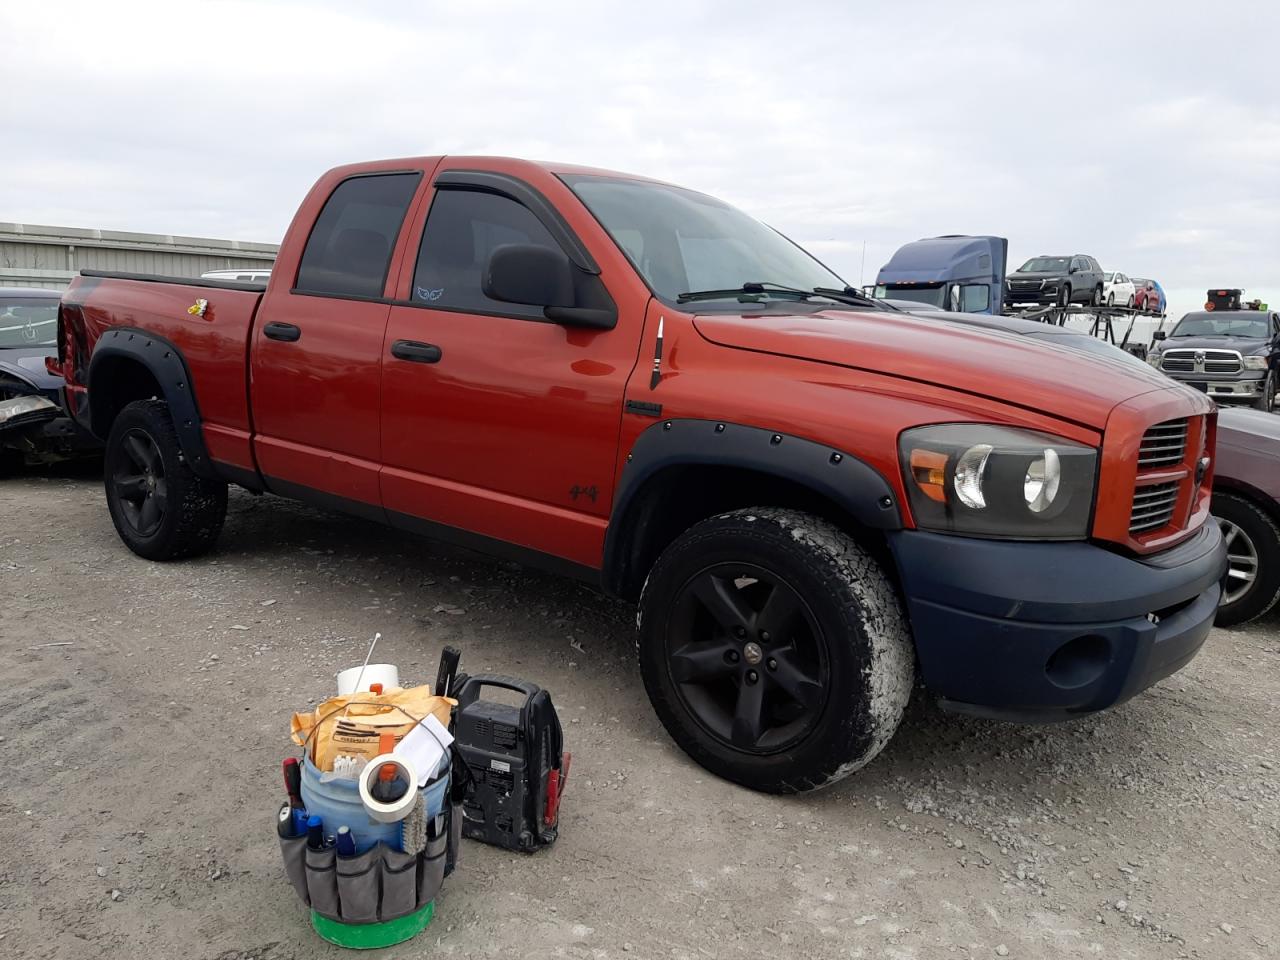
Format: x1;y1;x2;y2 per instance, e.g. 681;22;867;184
1159;370;1265;401
888;523;1226;721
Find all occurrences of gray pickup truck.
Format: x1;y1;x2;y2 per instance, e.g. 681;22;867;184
1148;307;1280;411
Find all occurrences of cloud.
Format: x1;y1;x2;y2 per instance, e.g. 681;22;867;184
0;0;1275;318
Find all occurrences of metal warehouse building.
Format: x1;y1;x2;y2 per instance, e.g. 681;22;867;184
0;221;278;290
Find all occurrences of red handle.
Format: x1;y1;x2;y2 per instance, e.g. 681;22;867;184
544;752;571;827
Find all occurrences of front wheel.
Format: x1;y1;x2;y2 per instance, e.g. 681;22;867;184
637;508;915;793
104;399;228;560
1253;372;1274;413
1126;294;1135;308
1107;292;1115;306
1214;492;1280;626
1057;285;1071;307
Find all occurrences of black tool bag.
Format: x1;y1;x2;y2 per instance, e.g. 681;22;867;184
452;674;566;852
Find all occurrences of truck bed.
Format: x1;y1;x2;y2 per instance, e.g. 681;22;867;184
60;269;265;472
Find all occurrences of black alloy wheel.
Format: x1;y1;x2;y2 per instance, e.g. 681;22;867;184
103;399;227;560
111;428;169;536
637;508;915;793
665;562;829;754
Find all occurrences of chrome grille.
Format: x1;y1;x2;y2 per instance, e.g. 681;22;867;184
1137;419;1188;469
1130;481;1179;533
1160;348;1242;375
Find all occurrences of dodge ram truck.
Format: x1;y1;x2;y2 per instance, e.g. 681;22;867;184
55;156;1227;793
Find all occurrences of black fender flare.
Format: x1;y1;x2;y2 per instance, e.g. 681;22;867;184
86;327;217;479
602;418;902;595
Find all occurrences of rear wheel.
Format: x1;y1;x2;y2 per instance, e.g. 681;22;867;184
1213;492;1280;626
1092;284;1104;306
104;399;227;560
637;508;914;793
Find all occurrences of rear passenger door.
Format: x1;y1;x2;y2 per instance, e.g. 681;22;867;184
250;170;424;509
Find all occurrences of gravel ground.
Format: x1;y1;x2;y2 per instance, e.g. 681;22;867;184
2;469;1277;960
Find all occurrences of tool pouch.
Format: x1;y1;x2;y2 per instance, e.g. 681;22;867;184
278;801;462;923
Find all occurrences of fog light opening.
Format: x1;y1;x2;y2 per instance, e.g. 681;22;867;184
1045;634;1112;690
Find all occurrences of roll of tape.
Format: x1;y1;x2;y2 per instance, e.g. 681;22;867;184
358;754;419;823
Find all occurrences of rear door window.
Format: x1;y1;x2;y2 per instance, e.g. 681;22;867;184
295;173;421;298
411;188;564;319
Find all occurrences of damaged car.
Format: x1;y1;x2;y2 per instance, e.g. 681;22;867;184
0;287;100;474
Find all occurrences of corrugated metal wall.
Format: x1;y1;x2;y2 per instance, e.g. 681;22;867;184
0;222;277;290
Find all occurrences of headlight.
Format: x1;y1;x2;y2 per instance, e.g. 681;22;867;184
899;424;1097;539
1148;351;1162;367
1242;356;1268;370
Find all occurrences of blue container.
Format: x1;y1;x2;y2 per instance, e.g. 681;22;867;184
299;754;450;854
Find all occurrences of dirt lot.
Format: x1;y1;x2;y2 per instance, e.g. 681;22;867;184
2;470;1277;960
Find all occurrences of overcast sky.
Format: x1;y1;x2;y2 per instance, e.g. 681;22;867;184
3;0;1276;320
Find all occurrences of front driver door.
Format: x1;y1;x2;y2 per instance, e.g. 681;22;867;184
379;169;644;571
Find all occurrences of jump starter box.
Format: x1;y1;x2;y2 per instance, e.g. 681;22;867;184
451;674;569;852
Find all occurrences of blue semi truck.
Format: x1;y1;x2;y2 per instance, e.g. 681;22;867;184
874;235;1007;315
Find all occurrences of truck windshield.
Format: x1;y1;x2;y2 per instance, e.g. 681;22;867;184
561;175;843;303
1018;257;1069;272
0;298;58;348
875;284;947;307
1169;313;1269;338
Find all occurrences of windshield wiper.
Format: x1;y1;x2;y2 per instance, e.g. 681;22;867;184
676;282;892;310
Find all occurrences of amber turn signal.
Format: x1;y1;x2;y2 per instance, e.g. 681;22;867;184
909;449;949;503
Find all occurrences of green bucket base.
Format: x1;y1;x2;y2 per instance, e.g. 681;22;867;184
311;901;435;949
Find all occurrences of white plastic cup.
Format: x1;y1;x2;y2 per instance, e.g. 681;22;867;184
337;663;400;696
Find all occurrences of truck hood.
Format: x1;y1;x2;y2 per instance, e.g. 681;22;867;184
692;308;1176;431
1159;336;1268;356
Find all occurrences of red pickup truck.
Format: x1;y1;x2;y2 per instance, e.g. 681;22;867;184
55;156;1227;793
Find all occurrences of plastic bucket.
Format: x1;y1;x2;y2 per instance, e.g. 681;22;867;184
336;663;400;696
300;755;450;854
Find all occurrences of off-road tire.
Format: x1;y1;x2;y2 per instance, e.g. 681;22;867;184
104;399;227;560
637;508;914;793
1213;492;1280;627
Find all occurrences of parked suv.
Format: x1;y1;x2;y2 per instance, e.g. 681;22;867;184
1148;308;1280;411
1004;255;1105;309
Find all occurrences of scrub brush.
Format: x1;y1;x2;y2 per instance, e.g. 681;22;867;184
401;794;429;855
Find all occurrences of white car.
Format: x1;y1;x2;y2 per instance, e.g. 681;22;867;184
1102;271;1136;307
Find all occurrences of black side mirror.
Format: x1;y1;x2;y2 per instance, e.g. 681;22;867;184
1152;330;1166;341
483;243;575;308
482;244;617;330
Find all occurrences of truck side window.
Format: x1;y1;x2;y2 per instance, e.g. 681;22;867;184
412;189;564;319
295;173;420;299
961;284;990;312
